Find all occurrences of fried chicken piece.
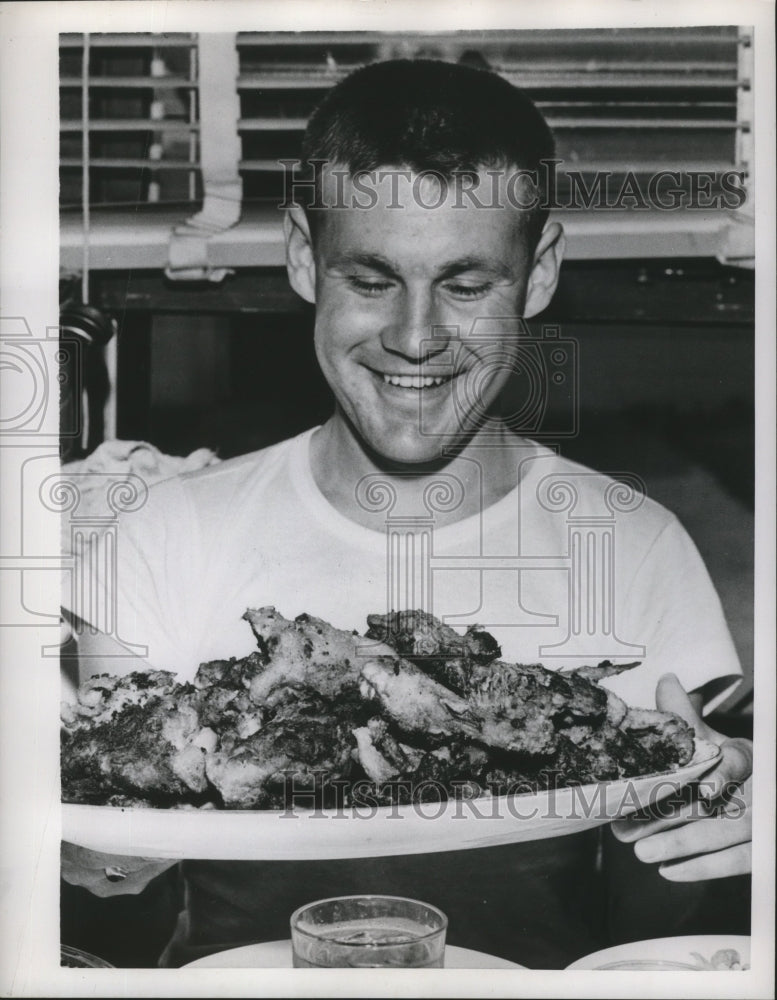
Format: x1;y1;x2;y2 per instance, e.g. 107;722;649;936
60;669;179;729
566;660;641;685
350;739;490;806
403;742;490;792
621;707;695;769
206;684;374;808
364;611;679;753
365;611;624;747
478;723;654;792
243;607;396;705
353;718;409;782
205;716;356;808
464;665;692;771
366;610;501;665
359;657;487;742
365;609;503;697
194;652;267;691
61;689;214;804
471;661;610;750
61;670;220;804
360;655;590;756
352;716;440;785
561;662;643;727
362;611;694;775
360;651;610;755
555;725;654;783
194;655;267;739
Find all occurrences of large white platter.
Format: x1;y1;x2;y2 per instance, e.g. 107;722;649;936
61;738;720;861
184;940;524;969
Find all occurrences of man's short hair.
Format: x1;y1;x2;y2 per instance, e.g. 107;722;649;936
299;58;556;248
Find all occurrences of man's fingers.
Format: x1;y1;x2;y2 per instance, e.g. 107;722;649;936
631;812;752;865
658;842;752;881
655;673;707;732
700;744;753;800
611;797;717;842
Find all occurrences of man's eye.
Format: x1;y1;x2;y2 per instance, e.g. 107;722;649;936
446;283;492;299
348;276;394;296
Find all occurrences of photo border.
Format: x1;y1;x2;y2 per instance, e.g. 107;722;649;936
1;1;774;997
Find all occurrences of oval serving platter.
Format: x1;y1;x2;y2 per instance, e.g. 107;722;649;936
62;738;720;861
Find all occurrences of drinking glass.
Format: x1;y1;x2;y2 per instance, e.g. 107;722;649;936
290;894;447;968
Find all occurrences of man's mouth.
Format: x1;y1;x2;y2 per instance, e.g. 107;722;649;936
380;373;453;390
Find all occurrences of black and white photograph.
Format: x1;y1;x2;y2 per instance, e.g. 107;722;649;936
0;1;774;996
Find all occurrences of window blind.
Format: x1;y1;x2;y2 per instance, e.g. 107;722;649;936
236;27;745;201
60;32;200;209
60;26;752;270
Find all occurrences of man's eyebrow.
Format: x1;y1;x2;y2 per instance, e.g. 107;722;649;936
327;251;401;278
436;256;514;280
327;252;514;280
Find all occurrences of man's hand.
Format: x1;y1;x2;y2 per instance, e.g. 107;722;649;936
611;673;752;881
61;842;177;898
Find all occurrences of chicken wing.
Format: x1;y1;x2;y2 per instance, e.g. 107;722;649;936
243;607;396;704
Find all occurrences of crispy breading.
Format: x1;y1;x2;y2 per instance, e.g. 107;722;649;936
363;610;693;771
61;692;210;803
206;716;357;808
62;609;695;809
243;607;395;703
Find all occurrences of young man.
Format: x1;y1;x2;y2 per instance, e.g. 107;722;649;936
62;60;752;967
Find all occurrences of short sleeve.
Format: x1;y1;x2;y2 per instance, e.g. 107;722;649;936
607;515;743;712
61;475;206;675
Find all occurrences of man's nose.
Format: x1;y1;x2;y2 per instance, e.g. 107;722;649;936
380;289;451;363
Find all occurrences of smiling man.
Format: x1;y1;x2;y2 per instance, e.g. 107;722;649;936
62;59;751;968
287;165;564;525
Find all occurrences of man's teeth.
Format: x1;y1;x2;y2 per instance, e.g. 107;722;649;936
382;374;448;389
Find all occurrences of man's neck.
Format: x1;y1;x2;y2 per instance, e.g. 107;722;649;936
309;414;536;531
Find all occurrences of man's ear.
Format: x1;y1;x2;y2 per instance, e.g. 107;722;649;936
284;205;316;304
523;221;565;319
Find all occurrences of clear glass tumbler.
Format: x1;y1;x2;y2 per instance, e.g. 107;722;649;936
290;894;448;968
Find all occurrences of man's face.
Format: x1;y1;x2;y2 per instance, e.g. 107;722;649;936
291;168;561;465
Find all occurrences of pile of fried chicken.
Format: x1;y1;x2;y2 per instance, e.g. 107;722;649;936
61;608;695;809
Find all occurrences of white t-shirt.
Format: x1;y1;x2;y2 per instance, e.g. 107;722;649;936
64;427;742;711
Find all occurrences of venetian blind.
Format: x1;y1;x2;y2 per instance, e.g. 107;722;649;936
60;26;752;269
